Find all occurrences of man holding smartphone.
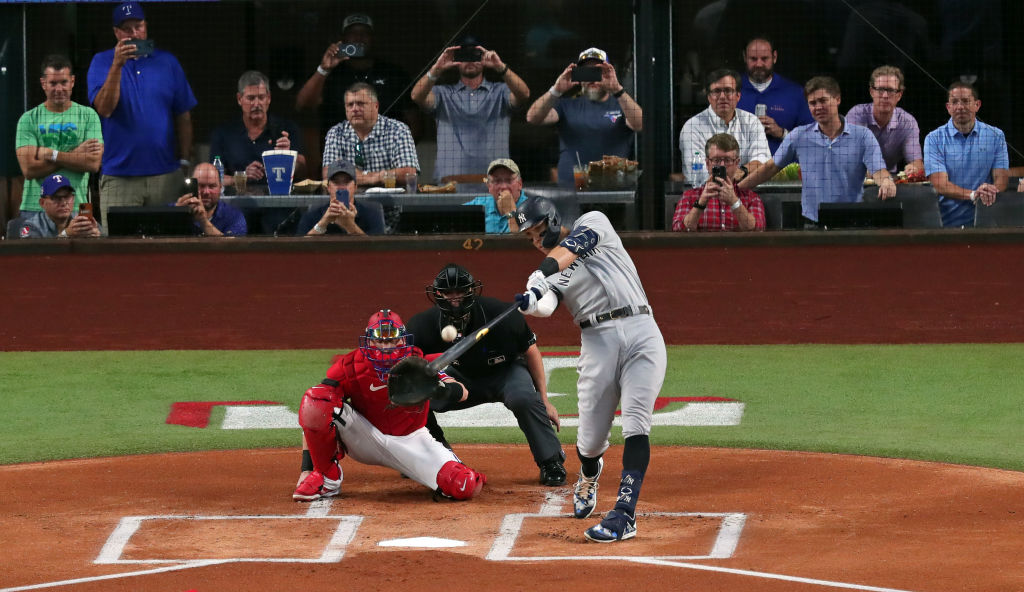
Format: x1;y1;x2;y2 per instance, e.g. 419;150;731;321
411;38;530;186
297;160;385;236
88;1;197;228
526;47;642;189
173;163;247;237
11;174;101;239
672;134;765;232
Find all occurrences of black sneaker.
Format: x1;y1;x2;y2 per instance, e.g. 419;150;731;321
539;458;567;486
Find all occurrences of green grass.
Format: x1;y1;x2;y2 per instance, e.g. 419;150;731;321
1;346;1021;471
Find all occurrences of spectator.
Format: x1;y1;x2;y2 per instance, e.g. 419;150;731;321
739;76;895;225
406;264;566;487
923;82;1009;228
736;37;813;154
296;159;385;236
410;40;530;184
295;13;420;142
209;70;307;191
526;47;641;189
87;1;197;227
679;68;769;187
845;66;924;176
322;82;419;188
173;163;246;236
11;174;100;239
672;133;765;232
15;55;103;215
462;159;528;234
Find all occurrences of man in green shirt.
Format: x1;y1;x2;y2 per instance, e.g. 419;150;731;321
15;55;103;213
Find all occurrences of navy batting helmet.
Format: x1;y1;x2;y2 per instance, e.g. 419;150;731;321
425;263;482;329
515;196;562;249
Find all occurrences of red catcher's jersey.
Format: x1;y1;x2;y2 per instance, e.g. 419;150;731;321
325;348;447;437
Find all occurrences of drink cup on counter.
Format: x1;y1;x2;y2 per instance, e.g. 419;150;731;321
405;173;418;194
382;171;396;189
233;172;247;195
573;166;588;191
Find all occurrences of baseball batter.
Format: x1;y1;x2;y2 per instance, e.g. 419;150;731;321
293;309;486;502
514;196;667;542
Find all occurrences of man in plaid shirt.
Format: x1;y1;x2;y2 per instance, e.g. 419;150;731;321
322;82;419;187
672;133;765;231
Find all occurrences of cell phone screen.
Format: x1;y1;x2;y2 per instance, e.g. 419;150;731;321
712;165;727;180
453;46;482;62
78;203;93;219
570;66;602;82
336;189;350;207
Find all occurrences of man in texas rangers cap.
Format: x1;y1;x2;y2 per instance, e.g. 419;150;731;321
12;174;101;239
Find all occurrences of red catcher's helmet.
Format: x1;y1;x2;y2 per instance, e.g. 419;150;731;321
358;309;415;380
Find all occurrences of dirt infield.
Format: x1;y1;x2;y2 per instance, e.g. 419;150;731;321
1;446;1021;592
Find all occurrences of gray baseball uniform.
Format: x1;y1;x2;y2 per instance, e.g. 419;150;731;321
545;211;667;458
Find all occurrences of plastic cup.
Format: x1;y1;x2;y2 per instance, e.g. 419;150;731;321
382;171;396;189
573;166;587;191
233;172;247;195
405;173;418;194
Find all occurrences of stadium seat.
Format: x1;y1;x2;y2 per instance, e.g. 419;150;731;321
974;192;1024;228
862;184;942;229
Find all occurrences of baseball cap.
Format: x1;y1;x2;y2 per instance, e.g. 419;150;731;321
113;1;145;26
325;159;357;182
40;174;74;198
487;158;520;177
342;13;373;32
577;47;609;65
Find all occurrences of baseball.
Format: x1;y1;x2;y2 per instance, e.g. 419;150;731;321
441;325;458;342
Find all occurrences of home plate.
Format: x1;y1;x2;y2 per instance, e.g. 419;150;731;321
378;537;467;548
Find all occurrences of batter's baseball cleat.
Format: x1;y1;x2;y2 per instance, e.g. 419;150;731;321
292;462;343;502
539;457;567;486
584;509;636;543
572;457;603;518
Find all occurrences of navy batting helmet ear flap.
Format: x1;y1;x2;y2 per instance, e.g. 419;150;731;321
515;196;562;249
425;264;482;330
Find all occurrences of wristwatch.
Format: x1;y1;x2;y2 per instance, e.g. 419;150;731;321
730;200;743;211
692;201;707;210
739;165;749;180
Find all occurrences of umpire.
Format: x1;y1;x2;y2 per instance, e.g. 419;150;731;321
406;263;567;486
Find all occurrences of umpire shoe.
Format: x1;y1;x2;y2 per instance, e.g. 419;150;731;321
539;457;567;486
572;457;603;518
584;509;636;543
292;462;343;502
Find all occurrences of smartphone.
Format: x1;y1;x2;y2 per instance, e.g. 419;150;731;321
183;177;198;197
711;165;727;180
335;189;350;207
126;38;155;57
336;43;366;58
571;66;602;82
78;203;93;220
754;104;767;117
453;45;482;63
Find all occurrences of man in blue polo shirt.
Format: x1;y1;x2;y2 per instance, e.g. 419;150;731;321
462;158;528;233
923;82;1009;228
173;163;246;236
411;39;530;186
736;37;813;155
88;1;197;227
739;76;896;224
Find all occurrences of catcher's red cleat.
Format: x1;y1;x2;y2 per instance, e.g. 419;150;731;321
292;462;342;502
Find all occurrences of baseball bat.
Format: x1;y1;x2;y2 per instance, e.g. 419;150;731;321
425;301;521;373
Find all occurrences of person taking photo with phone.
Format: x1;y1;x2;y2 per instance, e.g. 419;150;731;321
173;163;247;237
11;174;101;239
526;47;642;189
411;37;530;187
672;133;765;232
296;160;385;236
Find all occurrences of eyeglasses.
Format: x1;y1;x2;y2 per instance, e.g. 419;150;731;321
871;86;902;95
706;157;738;165
46;193;75;202
708;88;737;97
354;141;365;168
948;98;976;106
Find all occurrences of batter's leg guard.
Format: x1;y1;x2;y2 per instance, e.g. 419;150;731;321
434;460;486;501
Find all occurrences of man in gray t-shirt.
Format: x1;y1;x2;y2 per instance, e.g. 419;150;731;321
513;195;667;544
411;42;530;184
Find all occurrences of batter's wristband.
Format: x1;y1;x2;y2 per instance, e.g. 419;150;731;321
301;449;314;472
537;257;559;277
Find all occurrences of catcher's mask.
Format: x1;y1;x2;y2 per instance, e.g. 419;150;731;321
425;263;482;331
515;196;562;249
358;309;415;381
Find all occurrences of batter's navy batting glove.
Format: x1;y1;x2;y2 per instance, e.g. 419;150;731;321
516;290;541;314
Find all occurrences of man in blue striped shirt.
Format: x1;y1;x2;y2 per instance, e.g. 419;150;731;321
739;76;895;224
923;82;1009;228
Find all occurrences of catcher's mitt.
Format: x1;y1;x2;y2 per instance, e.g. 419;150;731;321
387;356;445;406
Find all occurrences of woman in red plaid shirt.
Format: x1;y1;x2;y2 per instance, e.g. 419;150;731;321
672;133;765;231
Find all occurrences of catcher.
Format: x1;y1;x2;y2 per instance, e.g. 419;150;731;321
293;309;486;502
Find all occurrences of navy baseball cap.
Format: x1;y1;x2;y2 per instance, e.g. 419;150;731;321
40;174;74;197
113;2;145;26
326;160;357;182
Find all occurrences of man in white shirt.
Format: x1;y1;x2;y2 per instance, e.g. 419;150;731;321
679;68;769;186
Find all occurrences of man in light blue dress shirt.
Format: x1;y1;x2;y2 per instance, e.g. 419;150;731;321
739;76;895;223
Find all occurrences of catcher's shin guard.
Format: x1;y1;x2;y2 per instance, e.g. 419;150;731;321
299;385;344;472
435;460;486;500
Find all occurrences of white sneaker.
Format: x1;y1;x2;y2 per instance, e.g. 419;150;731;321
572;457;603;519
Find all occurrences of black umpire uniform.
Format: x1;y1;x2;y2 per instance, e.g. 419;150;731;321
406;295;566;485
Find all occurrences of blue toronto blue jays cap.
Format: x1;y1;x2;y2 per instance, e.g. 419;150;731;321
41;174;74;197
113;2;145;26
